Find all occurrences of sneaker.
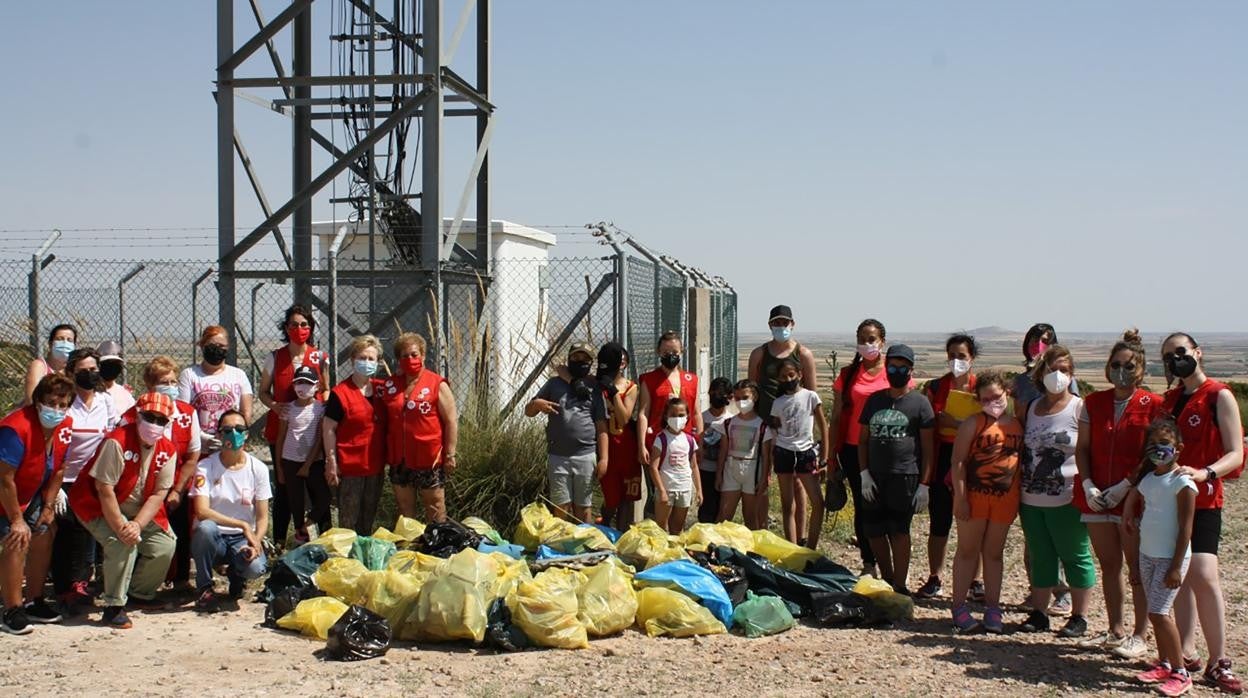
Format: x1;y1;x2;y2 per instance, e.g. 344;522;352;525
1185;656;1204;673
1139;663;1175;684
1048;591;1073;617
57;580;93;612
1057;615;1088;638
0;606;33;635
1159;670;1194;697
915;575;942;599
1113;635;1150;660
1204;659;1244;695
23;599;63;624
983;606;1005;635
952;604;981;634
1019;609;1050;633
101;606;132;630
969;580;986;604
194;589;220;614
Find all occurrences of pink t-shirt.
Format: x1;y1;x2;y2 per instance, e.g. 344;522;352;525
833;364;913;446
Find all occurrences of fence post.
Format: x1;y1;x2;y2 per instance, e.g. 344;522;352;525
327;224;349;385
118;264;146;353
190;267;214;365
27;230;61;356
249;281;267;379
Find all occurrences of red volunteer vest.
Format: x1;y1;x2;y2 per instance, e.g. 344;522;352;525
380;369;446;470
1073;388;1162;515
264;345;325;442
69;422;177;531
927;373;978;445
0;406;74;516
639;368;699;450
1163;380;1234;510
330;378;386;478
122;400;197;463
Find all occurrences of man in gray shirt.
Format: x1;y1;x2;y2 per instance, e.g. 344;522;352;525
526;343;608;523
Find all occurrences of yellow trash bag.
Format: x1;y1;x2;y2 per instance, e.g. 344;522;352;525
488;553;532;600
313;557;370;604
577;558;637;637
751;529;822;572
635;587;726;638
513;502;565;551
371;526;408;548
357;569;422;629
386;550;445;588
616;519;676;568
310;527;358;557
405;548;499;643
679;521;755;553
462;516;497;537
276;597;349;640
547;524;615;555
645;544;692;570
393;516;426;543
852;575;915;621
508;568;589;649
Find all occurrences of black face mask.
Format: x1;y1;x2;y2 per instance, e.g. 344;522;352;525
777;379;799;395
887;367;911;389
660;353;681;369
74;369;101;391
99;362;123;382
710;395;730;408
568;361;592;380
1168;354;1198;379
203;344;228;366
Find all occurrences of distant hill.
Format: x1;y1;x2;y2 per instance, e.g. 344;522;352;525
965;326;1018;338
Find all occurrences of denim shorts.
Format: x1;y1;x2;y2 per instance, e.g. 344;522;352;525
0;491;46;537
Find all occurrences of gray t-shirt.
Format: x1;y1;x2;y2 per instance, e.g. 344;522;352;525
859;389;935;476
536;377;607;457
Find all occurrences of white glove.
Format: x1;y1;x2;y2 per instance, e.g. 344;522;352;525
202;433;223;452
860;470;878;504
54;488;68;517
1082;480;1104;512
1098;478;1133;510
913;483;930;513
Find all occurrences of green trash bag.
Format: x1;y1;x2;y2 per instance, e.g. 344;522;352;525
732;591;795;638
351;536;398;571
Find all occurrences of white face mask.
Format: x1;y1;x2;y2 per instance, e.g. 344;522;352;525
857;343;881;361
294;383;317;400
1043;370;1071;395
737;399;755;414
667;416;688;432
981;397;1008;419
949;358;971;377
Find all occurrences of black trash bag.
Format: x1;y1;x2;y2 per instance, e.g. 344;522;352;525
326;605;392;661
417;518;483;558
689;550;749;607
809;591;893;628
261;543;330;603
264;584;325;628
824;467;849;513
711;545;857;618
485;597;530;653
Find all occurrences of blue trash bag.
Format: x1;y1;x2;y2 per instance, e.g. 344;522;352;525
635;560;733;625
478;541;525;559
580;523;622;544
536;545;576;560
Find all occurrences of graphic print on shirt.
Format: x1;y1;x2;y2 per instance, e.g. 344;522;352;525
1022;429;1072;497
868;407;910;443
967;429;1022;494
193;384;240;434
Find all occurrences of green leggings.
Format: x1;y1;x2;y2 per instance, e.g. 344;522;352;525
1019;503;1096;589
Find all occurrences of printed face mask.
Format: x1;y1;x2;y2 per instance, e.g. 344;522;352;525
981;397;1008;419
771;326;793;342
294;383;317;400
1108;366;1135;389
1043;369;1071;395
949;359;970;377
38;404;67;429
667;416;688;432
353;358;378;377
1146;443;1176;465
856;343;881;361
203;344;229;366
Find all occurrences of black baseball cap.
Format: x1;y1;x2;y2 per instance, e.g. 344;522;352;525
886;344;915;365
292;365;319;384
596;342;626;376
768;305;794;323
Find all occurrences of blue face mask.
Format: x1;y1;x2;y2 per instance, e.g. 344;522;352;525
155;385;180;400
1147;443;1176;465
354;358;378;377
38;405;67;429
221;427;247;451
51;340;75;360
771;326;793;342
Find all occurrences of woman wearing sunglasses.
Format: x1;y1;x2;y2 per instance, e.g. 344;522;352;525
1160;332;1245;694
257;305;328;547
1072;329;1161;658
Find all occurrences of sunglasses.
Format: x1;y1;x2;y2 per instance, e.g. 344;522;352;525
886;365;911;375
1162;346;1190;362
140;412;170;427
218;425;247;436
1109;362;1136;371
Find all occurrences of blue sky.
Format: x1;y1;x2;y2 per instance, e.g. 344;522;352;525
1;1;1244;333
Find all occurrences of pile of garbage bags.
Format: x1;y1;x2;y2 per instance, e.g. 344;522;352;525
265;504;914;658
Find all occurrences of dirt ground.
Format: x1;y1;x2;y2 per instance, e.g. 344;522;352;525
4;493;1247;698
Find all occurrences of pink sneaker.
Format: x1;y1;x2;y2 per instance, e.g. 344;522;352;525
1139;663;1175;684
1158;670;1193;697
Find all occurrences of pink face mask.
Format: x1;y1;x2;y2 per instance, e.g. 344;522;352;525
982;397;1008;419
137;418;166;445
1027;340;1049;360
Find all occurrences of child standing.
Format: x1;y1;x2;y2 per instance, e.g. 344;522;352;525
649;398;701;534
1125;420;1197;697
699;377;733;523
768;362;829;547
275;365;329;544
716;380;767;528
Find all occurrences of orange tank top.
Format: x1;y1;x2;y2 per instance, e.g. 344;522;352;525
964;414;1024;496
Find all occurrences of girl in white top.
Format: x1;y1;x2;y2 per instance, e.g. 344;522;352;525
275;368;328;543
649;397;701;535
766;362;830;547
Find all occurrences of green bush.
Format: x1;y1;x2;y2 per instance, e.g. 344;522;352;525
444;412;548;538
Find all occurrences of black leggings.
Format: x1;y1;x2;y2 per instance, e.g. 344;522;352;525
281;459;332;536
841;445;876;567
929;442;955;539
167;494;193;584
697;469;720;524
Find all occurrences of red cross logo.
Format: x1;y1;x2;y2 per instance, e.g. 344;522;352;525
57;427;72;445
1189;414;1202;428
174;412;192;430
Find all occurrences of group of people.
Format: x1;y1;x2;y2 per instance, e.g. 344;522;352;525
1;305;457;633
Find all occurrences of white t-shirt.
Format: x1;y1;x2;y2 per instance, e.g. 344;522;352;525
656;429;697;493
64;391;120;482
190;452;272;535
714;415;766;461
178;365;253;436
770;388;822;452
281;400;325;462
106;383;136;416
1138;468;1197;559
1022;397;1083;507
700;408;732;473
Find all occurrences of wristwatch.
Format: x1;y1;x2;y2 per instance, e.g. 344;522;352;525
1206;466;1219;482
